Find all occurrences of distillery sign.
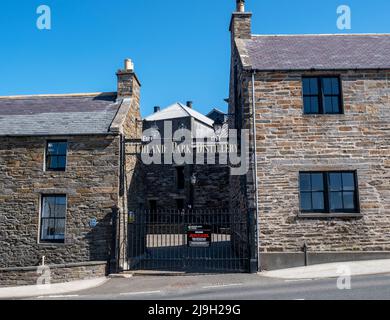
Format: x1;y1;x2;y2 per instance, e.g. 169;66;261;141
187;225;212;248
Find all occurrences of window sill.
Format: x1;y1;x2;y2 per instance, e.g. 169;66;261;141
302;113;345;116
298;212;363;219
38;242;67;247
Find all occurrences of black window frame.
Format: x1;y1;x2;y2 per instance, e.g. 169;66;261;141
299;171;360;214
39;194;67;244
302;76;344;115
45;140;68;172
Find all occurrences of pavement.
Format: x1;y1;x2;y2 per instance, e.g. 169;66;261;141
0;277;108;299
261;259;390;280
1;259;390;300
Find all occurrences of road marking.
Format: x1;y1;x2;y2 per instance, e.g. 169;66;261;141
202;283;243;289
119;290;162;296
285;279;314;282
37;295;79;299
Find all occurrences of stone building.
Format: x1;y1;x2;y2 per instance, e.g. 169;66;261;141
229;0;390;270
1;0;390;286
206;108;229;124
0;60;142;286
142;102;230;210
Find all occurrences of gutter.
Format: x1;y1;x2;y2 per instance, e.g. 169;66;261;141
0;133;118;138
242;67;390;72
251;70;260;272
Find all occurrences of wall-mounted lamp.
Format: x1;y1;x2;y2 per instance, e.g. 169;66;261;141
190;173;197;185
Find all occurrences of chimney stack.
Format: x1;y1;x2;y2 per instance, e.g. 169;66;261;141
116;58;141;99
230;1;252;40
186;101;193;109
236;0;245;12
154;106;160;113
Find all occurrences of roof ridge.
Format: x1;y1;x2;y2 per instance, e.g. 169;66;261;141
0;92;117;100
144;102;214;127
252;33;390;37
207;108;225;115
179;103;215;127
178;102;193;117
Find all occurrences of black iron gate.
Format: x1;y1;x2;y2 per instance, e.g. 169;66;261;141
128;210;249;273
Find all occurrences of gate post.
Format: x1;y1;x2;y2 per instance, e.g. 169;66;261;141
247;208;259;273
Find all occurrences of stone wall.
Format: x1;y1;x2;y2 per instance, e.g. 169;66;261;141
124;81;144;212
143;163;230;210
228;42;257;269
142;115;230;211
0;262;107;287
0;67;143;284
0;135;119;276
115;71;143;270
250;70;390;254
229;15;390;267
193;164;230;210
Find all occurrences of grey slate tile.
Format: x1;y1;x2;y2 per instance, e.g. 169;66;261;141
242;34;390;71
0;93;120;136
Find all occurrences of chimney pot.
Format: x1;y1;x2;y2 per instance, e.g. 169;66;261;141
230;1;252;39
116;58;140;99
154;106;161;113
186;101;193;109
124;58;134;72
236;0;245;12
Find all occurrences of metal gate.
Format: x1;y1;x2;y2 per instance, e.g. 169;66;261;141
128;210;249;273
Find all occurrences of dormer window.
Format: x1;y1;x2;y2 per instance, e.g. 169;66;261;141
303;76;343;114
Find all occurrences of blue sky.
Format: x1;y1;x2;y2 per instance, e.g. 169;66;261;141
0;0;389;117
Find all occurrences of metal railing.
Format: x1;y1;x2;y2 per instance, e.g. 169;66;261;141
128;209;249;273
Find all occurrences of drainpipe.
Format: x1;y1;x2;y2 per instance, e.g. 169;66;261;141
251;70;260;272
119;134;125;197
117;134;126;272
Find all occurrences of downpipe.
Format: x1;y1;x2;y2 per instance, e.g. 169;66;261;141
251;70;261;273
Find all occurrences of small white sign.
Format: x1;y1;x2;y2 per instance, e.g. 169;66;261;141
89;218;98;228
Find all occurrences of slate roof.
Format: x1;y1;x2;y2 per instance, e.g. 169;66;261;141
144;103;214;127
236;34;390;71
0;93;121;136
206;108;226;118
